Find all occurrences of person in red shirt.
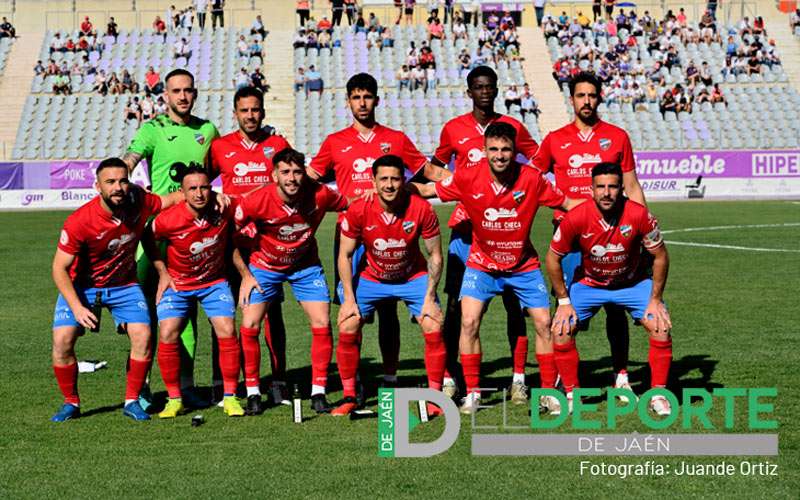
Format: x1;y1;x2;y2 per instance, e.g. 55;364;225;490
235;148;347;414
546;162;672;416
307;72;449;392
331;155;445;416
414;123;582;414
143;163;244;418
80;16;93;37
209;86;292;411
50;158;189;422
431;65;539;404
533;71;646;403
144;66;164;97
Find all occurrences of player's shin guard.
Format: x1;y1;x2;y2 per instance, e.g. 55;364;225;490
648;338;672;388
264;303;287;381
461;352;482;395
423;331;446;391
512;335;529;376
217;337;241;395
239;326;261;393
157;341;182;399
126;357;152;402
553;340;580;392
53;363;80;406
535;352;558;389
310;326;333;390
336;331;362;398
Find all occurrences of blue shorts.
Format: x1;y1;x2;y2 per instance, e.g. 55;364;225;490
156;281;236;321
570;279;655;322
460;267;550;309
249;264;330;304
53;284;150;329
447;230;472;265
337;274;436;318
562;250;582;289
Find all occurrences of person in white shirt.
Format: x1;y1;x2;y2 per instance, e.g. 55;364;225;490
233;68;250;89
237;35;249;57
141;96;155;121
194;0;208;29
425;67;437;91
411;65;426;90
452;19;467;39
173;38;191;59
503;85;520;112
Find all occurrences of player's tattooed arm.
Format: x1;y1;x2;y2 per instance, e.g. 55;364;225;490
52;250;98;330
421;234;444;327
623;170;647;206
337;235;361;327
408;182;437;198
546;249;577;338
422;162;452;182
644;244;671;334
122;151;142;174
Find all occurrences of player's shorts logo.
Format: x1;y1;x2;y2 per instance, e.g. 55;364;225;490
233;162;268;177
137;301;147;310
190;235;219;255
483;207;518;222
373;238;407;251
568;153;602;168
107;232;135;252
313;279;325;288
467;148;484;163
218;293;231;302
353;157;375;173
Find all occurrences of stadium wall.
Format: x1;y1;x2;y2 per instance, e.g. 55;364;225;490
1;149;798;209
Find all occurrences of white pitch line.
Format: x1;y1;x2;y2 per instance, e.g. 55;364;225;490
662;222;800;235
665;240;800;253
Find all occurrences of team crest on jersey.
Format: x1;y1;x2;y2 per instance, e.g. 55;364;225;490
512;190;526;204
620;224;632;238
402;220;415;233
195;133;206;145
263;147;275;159
598;138;611;151
380;142;391;153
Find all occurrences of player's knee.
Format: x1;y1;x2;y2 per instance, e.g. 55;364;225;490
420;316;442;334
460;314;481;338
339;316;362;334
213;321;235;338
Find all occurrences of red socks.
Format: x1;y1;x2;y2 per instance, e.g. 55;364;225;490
125;357;151;401
157;341;181;399
336;331;362;398
239;326;261;389
512;335;528;374
310;326;333;388
649;338;672;388
535;352;558;389
553;340;580;392
423;331;446;391
461;352;482;395
53;362;80;406
217;337;241;395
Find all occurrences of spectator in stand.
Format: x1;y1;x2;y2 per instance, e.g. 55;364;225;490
250;67;268;92
355;12;367;34
604;0;615;20
520;86;540;120
380;25;394;48
366;26;381;49
233;67;250;90
646;81;659;103
297;1;311;27
195;0;208;29
64;38;76;52
144;66;163;96
294;28;307;49
166;5;177;32
577;11;591;28
699;62;713;86
305;64;324;95
368;12;380;31
318;29;332;49
294;67;306;91
790;9;800;30
0;17;14;38
121;69;139;94
345;0;359;25
174;37;192;60
660;89;676;117
332;0;345;26
80;16;93;37
695;87;711;105
93;70;108;95
34;60;46;76
249;37;263;60
685;61;699;86
141;95;155;121
452;17;467;39
318;16;333;32
46;59;59;75
403;0;416;25
591;0;601;21
49;34;64;54
410;64;426;90
154;16;167;41
125;97;142;124
458;49;471;76
419;46;436;68
428;17;444;41
107;71;122;94
211;0;225;28
711;83;726;104
306;30;319;51
155;95;168;115
503;84;521;112
106;17;119;41
425;66;437;92
53;73;71;95
181;7;195;33
397;64;411;90
674;85;692;113
252;15;266;39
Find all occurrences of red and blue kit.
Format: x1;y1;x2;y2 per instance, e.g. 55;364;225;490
210;131;291;196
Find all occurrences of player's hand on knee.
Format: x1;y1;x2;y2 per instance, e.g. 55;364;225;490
239;274;262;307
337;299;361;327
74;306;98;330
644;299;671;335
155;273;177;305
421;298;443;326
551;304;577;338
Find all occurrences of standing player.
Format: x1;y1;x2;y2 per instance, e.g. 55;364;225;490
533;71;646;401
546;162;672;415
50;158;187;422
235;148;346;413
209;85;291;409
307;72;449;389
430;65;539;403
123;68;219;407
413;123;582;414
331;155;446;416
143;164;245;418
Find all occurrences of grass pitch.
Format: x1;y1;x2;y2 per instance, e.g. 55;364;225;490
0;200;798;498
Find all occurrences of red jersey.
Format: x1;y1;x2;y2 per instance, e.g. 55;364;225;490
341;194;440;283
309;124;427;212
209;130;291;196
234;183;346;273
433;112;539;230
151;201;234;290
549;199;663;288
434;162;565;273
58;190;163;288
532;120;635;220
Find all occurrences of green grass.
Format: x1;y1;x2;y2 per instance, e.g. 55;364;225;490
1;200;798;498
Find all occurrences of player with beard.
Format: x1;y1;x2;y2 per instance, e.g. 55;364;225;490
50;158;207;422
430;65;539;404
209;86;292;412
235;148;347;414
123;69;220;408
546;162;672;416
533;72;646;405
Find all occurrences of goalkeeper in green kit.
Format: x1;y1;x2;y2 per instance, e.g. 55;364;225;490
123;69;219;408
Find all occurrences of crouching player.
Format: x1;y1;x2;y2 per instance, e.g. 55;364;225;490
332;154;446;417
50;158;191;422
546;162;673;416
144;163;244;418
234;148;347;414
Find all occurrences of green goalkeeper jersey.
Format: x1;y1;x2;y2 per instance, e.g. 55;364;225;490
126;114;219;195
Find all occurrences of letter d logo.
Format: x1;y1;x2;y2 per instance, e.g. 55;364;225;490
378;388;460;457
